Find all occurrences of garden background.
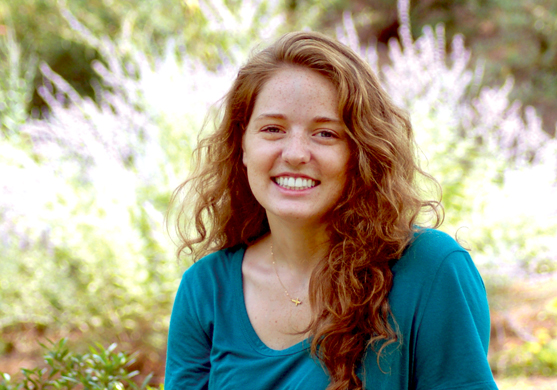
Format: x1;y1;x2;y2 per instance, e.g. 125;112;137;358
1;0;557;388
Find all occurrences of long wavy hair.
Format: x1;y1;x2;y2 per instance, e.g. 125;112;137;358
170;31;442;390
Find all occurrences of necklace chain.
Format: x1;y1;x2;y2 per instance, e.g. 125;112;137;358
270;244;302;306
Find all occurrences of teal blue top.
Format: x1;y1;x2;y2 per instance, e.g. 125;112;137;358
165;229;498;389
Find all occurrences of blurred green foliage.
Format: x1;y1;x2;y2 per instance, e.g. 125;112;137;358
0;0;186;110
0;27;35;138
490;298;557;377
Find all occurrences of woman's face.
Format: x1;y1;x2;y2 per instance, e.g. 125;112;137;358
242;66;350;227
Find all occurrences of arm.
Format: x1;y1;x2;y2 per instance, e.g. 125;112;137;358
165;268;212;390
413;250;498;390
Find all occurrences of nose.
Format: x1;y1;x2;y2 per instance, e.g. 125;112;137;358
281;131;310;166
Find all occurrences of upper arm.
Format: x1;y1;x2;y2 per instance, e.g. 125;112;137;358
413;251;498;390
165;270;212;390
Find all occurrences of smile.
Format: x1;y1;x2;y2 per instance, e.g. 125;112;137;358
273;176;318;190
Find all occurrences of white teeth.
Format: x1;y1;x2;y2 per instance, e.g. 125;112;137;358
274;176;317;190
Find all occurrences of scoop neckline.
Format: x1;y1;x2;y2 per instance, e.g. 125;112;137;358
232;246;311;357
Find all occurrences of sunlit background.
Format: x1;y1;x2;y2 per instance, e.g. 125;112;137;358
1;0;556;388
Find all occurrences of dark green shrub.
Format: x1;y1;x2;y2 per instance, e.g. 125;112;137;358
0;339;160;390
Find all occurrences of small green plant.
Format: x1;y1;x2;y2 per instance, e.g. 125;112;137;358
0;339;160;390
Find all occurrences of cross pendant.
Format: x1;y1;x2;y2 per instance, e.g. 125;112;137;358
291;298;301;306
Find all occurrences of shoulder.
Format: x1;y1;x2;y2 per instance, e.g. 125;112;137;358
393;227;476;281
390;228;489;328
183;245;245;280
390;228;487;318
407;227;466;259
171;245;245;330
177;245;245;299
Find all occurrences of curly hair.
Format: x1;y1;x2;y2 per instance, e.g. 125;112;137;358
170;31;442;390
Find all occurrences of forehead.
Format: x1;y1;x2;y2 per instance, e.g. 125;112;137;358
251;66;340;119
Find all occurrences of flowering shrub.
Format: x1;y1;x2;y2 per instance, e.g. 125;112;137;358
337;0;557;280
0;13;181;340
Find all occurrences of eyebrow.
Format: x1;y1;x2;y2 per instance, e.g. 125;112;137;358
253;113;342;124
314;116;342;124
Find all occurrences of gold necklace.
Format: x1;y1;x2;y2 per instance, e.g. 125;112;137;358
270;244;302;306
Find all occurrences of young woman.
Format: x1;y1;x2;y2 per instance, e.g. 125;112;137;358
165;31;498;390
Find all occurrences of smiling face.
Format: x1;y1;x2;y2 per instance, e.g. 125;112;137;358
242;66;351;227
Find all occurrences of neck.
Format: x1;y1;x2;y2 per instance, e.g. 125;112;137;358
266;216;330;277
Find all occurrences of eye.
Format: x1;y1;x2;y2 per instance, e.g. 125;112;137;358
315;130;336;138
262;126;282;133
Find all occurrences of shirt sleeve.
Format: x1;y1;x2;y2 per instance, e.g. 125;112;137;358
413;250;498;390
165;267;212;390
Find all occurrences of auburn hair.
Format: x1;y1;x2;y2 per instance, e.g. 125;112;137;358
170;31;442;390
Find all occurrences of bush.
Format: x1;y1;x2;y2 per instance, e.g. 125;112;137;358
0;339;159;390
